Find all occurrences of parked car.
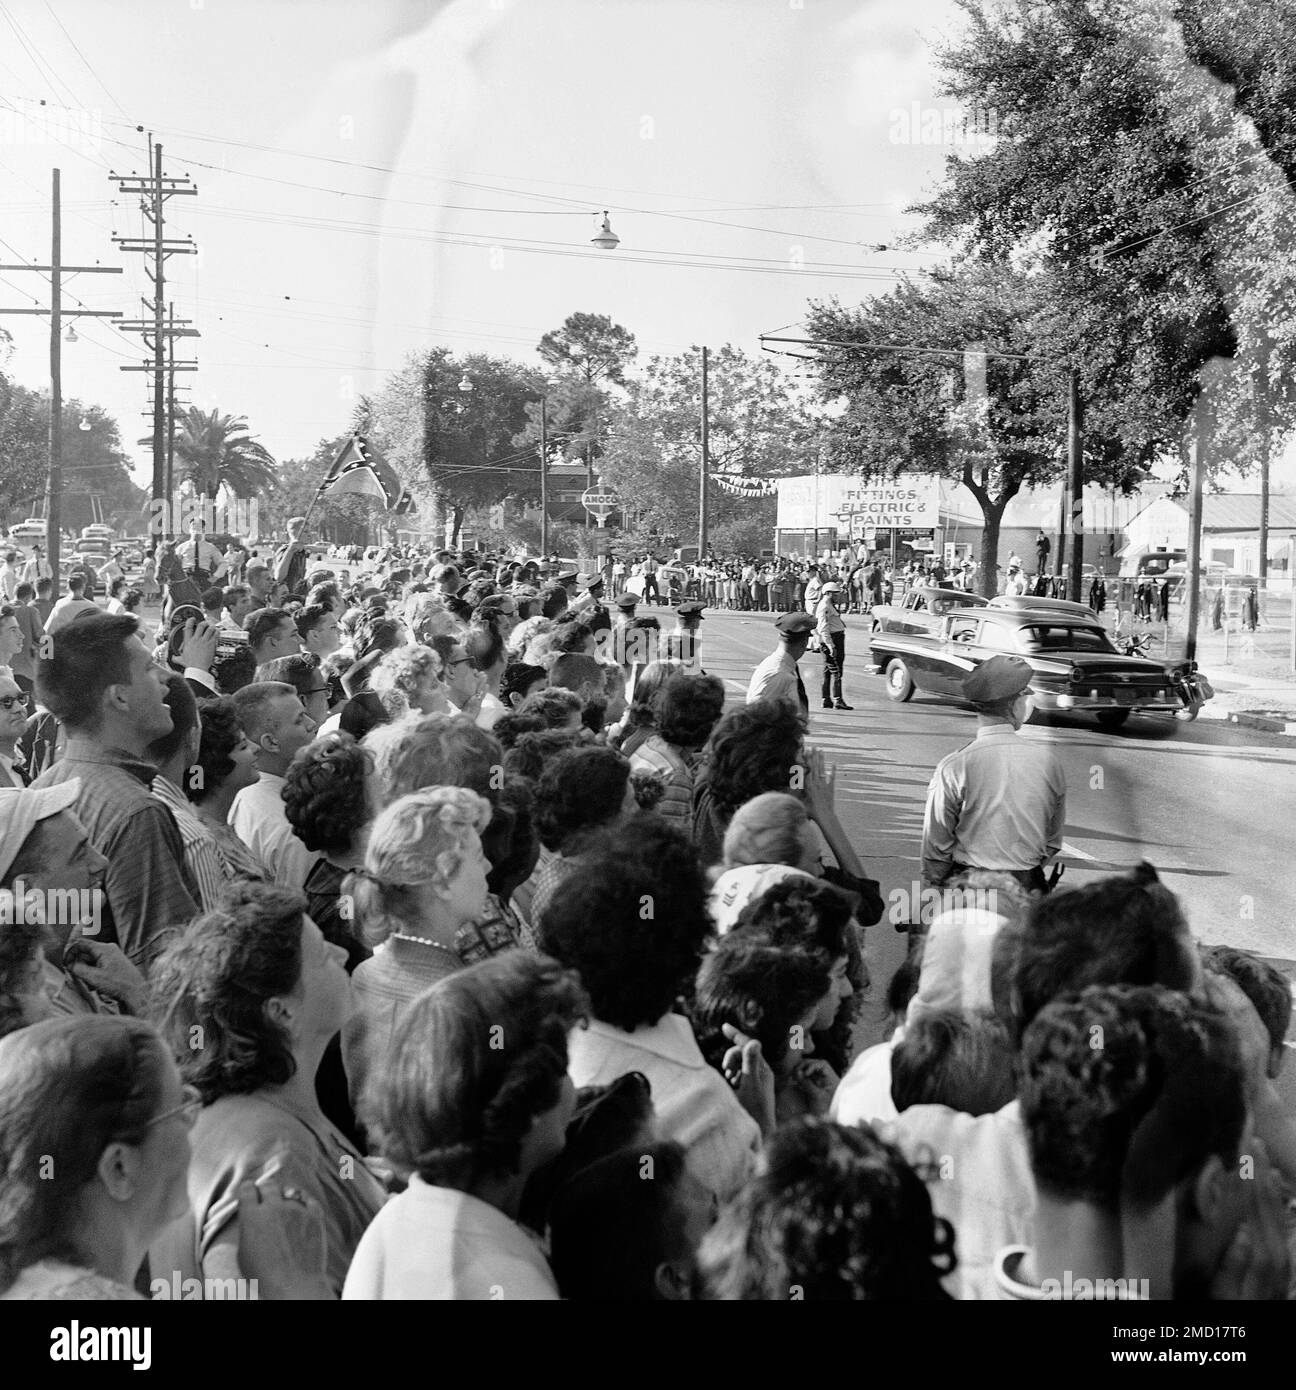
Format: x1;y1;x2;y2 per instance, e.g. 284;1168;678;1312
869;585;988;637
869;600;1209;730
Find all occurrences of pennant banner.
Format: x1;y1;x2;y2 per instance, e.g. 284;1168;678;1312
711;473;778;497
318;435;416;513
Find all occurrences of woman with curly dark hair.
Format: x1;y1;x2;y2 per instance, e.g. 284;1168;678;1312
691;700;804;865
343;951;587;1300
185;696;269;884
629;672;724;829
697;1117;956;1300
524;745;635;927
282;733;373;972
148;881;385;1298
690;925;852;1124
537;817;765;1203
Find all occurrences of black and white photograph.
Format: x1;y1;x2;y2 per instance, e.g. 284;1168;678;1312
0;0;1293;1355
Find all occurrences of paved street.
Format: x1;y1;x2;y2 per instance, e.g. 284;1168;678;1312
690;604;1296;1042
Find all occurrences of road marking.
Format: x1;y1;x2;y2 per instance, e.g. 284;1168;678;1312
1060;841;1100;862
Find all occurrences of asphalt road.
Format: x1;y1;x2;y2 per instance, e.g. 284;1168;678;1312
687;605;1296;1044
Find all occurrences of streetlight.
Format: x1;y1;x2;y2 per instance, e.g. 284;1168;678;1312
64;323;77;343
591;211;620;250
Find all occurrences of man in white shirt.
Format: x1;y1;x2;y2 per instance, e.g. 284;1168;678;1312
220;584;255;633
20;545;52;587
176;518;227;588
46;575;101;634
228;681;320;890
921;655;1065;893
746;611;814;719
0;552;19;603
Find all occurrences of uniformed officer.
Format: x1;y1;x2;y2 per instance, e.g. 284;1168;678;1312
920;654;1066;892
571;572;612;639
746;611;815;719
665;600;705;672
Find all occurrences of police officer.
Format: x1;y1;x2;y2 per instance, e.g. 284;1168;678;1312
665;601;705;673
747;611;815;719
571;572;612;640
611;591;642;669
920;654;1066;893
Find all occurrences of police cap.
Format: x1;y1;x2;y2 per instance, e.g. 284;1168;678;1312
962;654;1034;703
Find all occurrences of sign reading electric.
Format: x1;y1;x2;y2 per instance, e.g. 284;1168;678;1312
837;484;937;526
775;474;940;531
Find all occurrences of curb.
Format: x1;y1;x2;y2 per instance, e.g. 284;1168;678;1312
1227;711;1296;736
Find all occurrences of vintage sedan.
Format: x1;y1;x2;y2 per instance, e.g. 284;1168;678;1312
869;601;1210;729
869;585;988;637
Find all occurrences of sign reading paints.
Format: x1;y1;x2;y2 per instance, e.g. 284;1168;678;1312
776;474;940;531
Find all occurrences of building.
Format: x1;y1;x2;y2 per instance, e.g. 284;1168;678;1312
1120;493;1296;584
773;473;1170;572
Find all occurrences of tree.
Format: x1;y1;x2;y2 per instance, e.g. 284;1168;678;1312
0;374;48;523
915;0;1296;487
596;344;816;544
0;379;142;531
808;264;1153;595
171;407;278;500
368;348;543;547
537;312;637;386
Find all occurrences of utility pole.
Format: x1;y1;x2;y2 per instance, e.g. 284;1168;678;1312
112;141;197;520
121;301;198;538
1067;368;1085;602
1257;330;1270;591
1184;394;1208;664
0;169;123;584
539;396;550;559
698;345;710;559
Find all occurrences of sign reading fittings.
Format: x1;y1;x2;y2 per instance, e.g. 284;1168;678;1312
777;474;940;531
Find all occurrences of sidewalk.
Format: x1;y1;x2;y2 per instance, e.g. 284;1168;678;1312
1105;605;1296;734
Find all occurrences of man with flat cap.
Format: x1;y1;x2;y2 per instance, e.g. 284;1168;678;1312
665;601;705;673
920;654;1066;894
747;610;816;719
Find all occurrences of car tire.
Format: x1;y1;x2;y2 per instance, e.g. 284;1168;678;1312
884;659;915;703
1095;709;1131;730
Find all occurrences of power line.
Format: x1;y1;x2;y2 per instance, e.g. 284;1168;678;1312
41;0;130;118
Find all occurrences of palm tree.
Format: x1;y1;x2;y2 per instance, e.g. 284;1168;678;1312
170;407;277;499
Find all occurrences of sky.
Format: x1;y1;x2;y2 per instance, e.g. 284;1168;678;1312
1;0;1292;497
0;0;969;492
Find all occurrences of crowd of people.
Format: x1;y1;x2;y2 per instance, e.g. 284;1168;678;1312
0;516;1289;1302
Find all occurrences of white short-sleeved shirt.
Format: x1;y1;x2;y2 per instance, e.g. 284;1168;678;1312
567;1012;760;1203
342;1178;558;1301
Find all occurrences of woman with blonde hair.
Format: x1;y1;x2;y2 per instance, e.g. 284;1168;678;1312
369;643;452;721
341;786;494;1119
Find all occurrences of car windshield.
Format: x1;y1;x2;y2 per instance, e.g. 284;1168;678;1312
1021;625;1117;653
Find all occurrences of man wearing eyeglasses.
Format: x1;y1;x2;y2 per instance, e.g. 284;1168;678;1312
0;670;30;786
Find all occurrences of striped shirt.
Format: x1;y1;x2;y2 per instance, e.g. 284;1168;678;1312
151;774;238;913
629;735;696;828
32;739;200;973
